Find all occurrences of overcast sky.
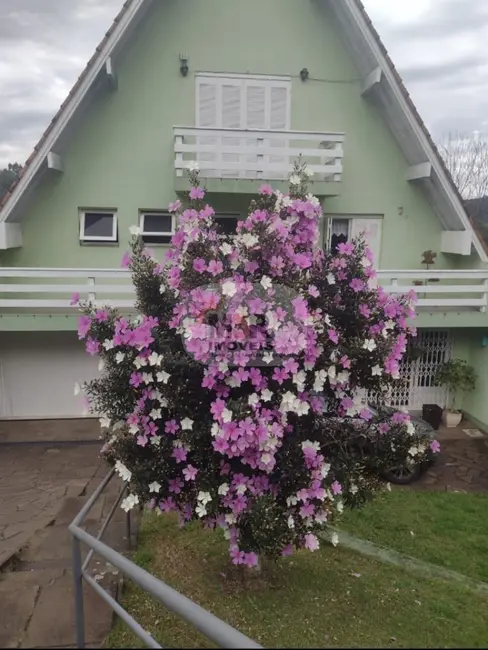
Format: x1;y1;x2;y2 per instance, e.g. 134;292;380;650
0;0;487;168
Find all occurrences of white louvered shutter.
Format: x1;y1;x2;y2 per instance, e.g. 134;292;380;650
268;84;289;178
221;82;243;178
244;83;267;179
196;79;219;176
350;218;383;268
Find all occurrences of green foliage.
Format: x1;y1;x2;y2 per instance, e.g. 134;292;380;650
0;162;22;201
435;358;477;411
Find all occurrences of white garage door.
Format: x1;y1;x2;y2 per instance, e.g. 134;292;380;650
0;331;99;419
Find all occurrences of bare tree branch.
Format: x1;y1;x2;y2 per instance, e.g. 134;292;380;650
438;131;488;200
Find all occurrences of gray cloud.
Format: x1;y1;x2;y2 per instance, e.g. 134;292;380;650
392;0;488;40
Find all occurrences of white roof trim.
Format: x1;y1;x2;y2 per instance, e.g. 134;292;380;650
341;0;487;262
0;0;150;224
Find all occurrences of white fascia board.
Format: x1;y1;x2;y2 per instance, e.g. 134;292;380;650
0;0;151;225
0;223;23;249
340;0;488;263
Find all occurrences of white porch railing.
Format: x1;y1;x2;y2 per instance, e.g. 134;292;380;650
377;270;488;312
0;268;488;313
174;127;344;182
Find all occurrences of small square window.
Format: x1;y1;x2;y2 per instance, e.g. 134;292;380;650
139;212;174;245
80;211;117;243
214;214;240;235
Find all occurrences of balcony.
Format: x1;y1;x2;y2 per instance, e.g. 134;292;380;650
173;127;344;195
1;269;488;330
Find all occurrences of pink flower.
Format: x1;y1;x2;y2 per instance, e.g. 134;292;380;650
77;315;91;340
337;241;354;255
168;199;182;213
121;252;131;268
193;258;207;273
207;260;224;276
308;285;319;298
350;278;364;293
328;329;339;344
258;183;273;196
70;292;80;306
86;338;100;356
190;187;205;200
172;447;188;463
165;420;179;435
430;440;441;454
95;309;109;322
183;465;198;481
281;544;293;557
331;480;342;495
304;533;319;552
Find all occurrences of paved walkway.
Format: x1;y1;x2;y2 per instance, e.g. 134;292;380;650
0;442;130;649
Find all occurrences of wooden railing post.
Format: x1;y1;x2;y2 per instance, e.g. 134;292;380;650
175;134;184;178
88;277;96;303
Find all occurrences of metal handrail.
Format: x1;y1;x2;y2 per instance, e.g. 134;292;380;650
69;468;262;649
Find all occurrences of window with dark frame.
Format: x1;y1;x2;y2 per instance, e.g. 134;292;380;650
80;211;117;243
214;214;240;235
139;212;174;244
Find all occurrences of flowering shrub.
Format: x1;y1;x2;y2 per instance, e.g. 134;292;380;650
77;163;439;566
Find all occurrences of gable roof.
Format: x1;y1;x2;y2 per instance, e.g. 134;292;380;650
0;0;485;262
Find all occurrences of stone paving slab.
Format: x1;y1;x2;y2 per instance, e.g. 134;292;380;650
0;583;40;649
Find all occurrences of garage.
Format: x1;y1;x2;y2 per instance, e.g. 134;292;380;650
0;331;99;419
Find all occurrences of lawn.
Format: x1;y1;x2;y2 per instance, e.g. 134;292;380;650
339;489;488;583
106;501;488;649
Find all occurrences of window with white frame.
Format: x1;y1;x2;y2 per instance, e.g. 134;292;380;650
79;210;117;243
214;213;241;235
139;212;174;244
196;73;291;179
325;216;383;266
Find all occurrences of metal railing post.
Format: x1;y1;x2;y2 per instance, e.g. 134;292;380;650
73;536;86;649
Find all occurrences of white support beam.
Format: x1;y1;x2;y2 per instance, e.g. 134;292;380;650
441;230;472;256
406;162;432;182
46;152;63;173
105;57;117;89
0;223;22;249
361;67;382;96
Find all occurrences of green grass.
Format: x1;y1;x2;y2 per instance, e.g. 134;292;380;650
106;510;488;649
340;490;488;583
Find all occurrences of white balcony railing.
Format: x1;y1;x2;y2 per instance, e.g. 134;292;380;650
377;270;488;312
0;268;487;313
174;127;344;182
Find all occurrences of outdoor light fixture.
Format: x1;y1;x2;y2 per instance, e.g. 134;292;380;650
179;53;189;77
300;68;309;81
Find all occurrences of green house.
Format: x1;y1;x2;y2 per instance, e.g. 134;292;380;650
0;0;487;429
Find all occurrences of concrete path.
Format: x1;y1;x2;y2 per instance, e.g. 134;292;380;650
0;441;132;649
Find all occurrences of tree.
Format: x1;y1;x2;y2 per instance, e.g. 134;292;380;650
75;163;438;565
0;162;22;201
438;132;488;200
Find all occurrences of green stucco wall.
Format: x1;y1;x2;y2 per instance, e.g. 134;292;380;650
450;329;488;429
0;0;459;272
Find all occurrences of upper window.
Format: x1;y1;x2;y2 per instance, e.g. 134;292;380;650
80;210;117;243
139;212;174;244
214;213;241;235
325;216;383;266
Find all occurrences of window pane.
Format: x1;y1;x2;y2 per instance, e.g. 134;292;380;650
83;213;114;238
143;213;172;233
215;216;239;234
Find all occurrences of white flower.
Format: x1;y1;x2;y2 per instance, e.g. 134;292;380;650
260;275;272;291
363;339;377;352
121;494;139;512
372;364;383;376
408;446;419;457
148;352;163;367
261;389;273;402
265;310;280;331
289;173;301;185
115;461;132;482
149;481;161;494
220;243;233;256
99;416;110;429
337;501;344;514
350;484;358;495
103;338;114;351
315;511;328;524
287;516;295;529
302;440;320;452
159;284;166;294
326;273;336;285
406;421;415;435
150;408;162;420
320;462;331;478
286;496;298;506
222;281;237;297
186;160;199;172
98;359;105;372
134;357;145;369
74;382;81;396
295;400;310;417
293;371;306;392
306;193;320;206
262;352;274;365
195;504;207;518
142;372;152;385
156;371;170;384
151;436;161;447
181;417;194;431
248;393;260;407
222;408;233;423
241;233;259;248
129;225;141;236
305;168;314;178
327;365;336;380
218;361;229;373
211;423;220;438
386;482;392;492
218;483;229;496
197;491;212;505
331;532;339;547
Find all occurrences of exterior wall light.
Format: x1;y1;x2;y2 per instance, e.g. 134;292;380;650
180;53;189;77
300;68;309;82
